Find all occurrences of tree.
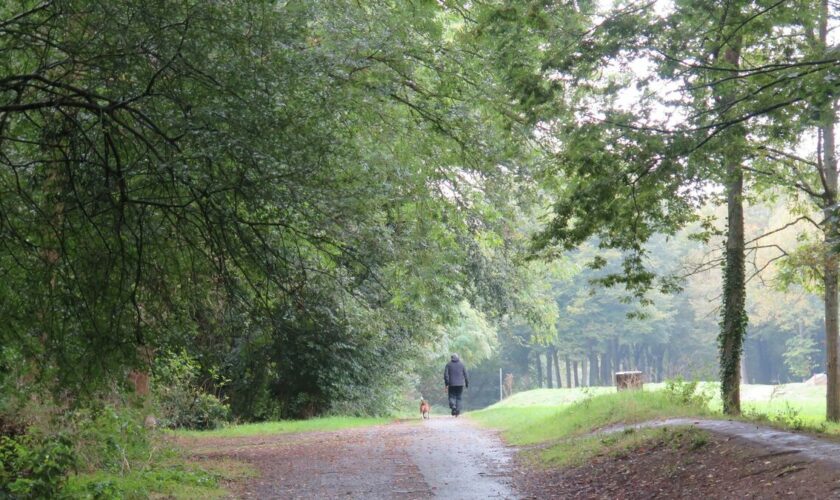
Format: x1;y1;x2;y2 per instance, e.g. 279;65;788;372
0;0;542;419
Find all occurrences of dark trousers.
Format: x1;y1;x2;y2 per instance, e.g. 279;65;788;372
448;385;464;415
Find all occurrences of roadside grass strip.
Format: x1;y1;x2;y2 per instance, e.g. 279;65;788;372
176;416;392;438
539;426;711;468
470;381;840;468
65;457;257;499
471;389;710;446
470;387;711;466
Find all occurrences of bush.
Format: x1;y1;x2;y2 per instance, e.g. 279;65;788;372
153;351;230;430
0;433;76;499
663;377;712;408
73;407;150;473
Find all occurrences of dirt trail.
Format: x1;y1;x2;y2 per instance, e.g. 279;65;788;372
407;417;515;499
187;416;840;499
190;416;516;499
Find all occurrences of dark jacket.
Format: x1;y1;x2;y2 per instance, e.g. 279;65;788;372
444;356;468;387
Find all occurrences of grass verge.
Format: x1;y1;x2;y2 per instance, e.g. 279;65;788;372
470;386;711;467
176;416;392;438
65;456;257;499
471;388;710;446
539;426;711;468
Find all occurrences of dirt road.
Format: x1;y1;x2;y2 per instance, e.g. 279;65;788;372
188;416;840;499
191;417;517;499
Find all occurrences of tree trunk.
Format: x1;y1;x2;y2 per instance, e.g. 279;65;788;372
817;0;840;422
719;145;746;415
553;348;563;388
589;352;600;386
535;353;543;389
601;351;611;386
656;350;665;383
581;357;588;387
716;28;747;416
546;349;554;388
572;360;580;387
565;355;572;388
740;344;749;384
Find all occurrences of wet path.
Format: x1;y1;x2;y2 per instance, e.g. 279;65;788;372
192;417;518;499
407;417;515;499
189;415;840;498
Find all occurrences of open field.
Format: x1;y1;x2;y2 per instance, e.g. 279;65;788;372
485;381;831;424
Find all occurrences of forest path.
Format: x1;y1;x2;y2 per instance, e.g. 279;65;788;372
188;416;518;499
186;416;840;499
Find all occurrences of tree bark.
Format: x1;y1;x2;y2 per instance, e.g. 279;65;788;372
715;25;747;416
818;0;840;422
535;352;543;389
581;357;588;387
553;348;563;388
565;355;572;388
572;360;579;387
600;351;611;386
546;349;554;388
823;113;839;419
589;352;600;386
656;349;665;383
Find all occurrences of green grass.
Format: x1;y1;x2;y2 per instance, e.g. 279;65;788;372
176;416;391;438
539;426;711;467
488;387;616;408
65;458;257;499
471;388;709;446
469;385;712;467
650;381;838;430
469;381;840;467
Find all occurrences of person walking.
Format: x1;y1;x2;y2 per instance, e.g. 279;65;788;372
444;354;468;416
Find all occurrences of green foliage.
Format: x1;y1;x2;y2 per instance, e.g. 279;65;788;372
772;403;807;431
783;334;820;379
0;433;75;499
71;407;151;473
0;0;542;424
153;352;230;430
664;378;713;408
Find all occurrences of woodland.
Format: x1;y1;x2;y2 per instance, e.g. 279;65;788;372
2;0;840;495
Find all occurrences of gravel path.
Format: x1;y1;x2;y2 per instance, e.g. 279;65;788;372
192;416;518;499
407;417;515;499
188;416;840;499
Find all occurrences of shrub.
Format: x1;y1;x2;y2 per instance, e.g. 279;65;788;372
664;377;712;408
73;406;150;473
772;403;806;431
153;351;230;430
0;433;76;499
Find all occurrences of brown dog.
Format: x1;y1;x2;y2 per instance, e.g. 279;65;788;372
419;399;431;419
